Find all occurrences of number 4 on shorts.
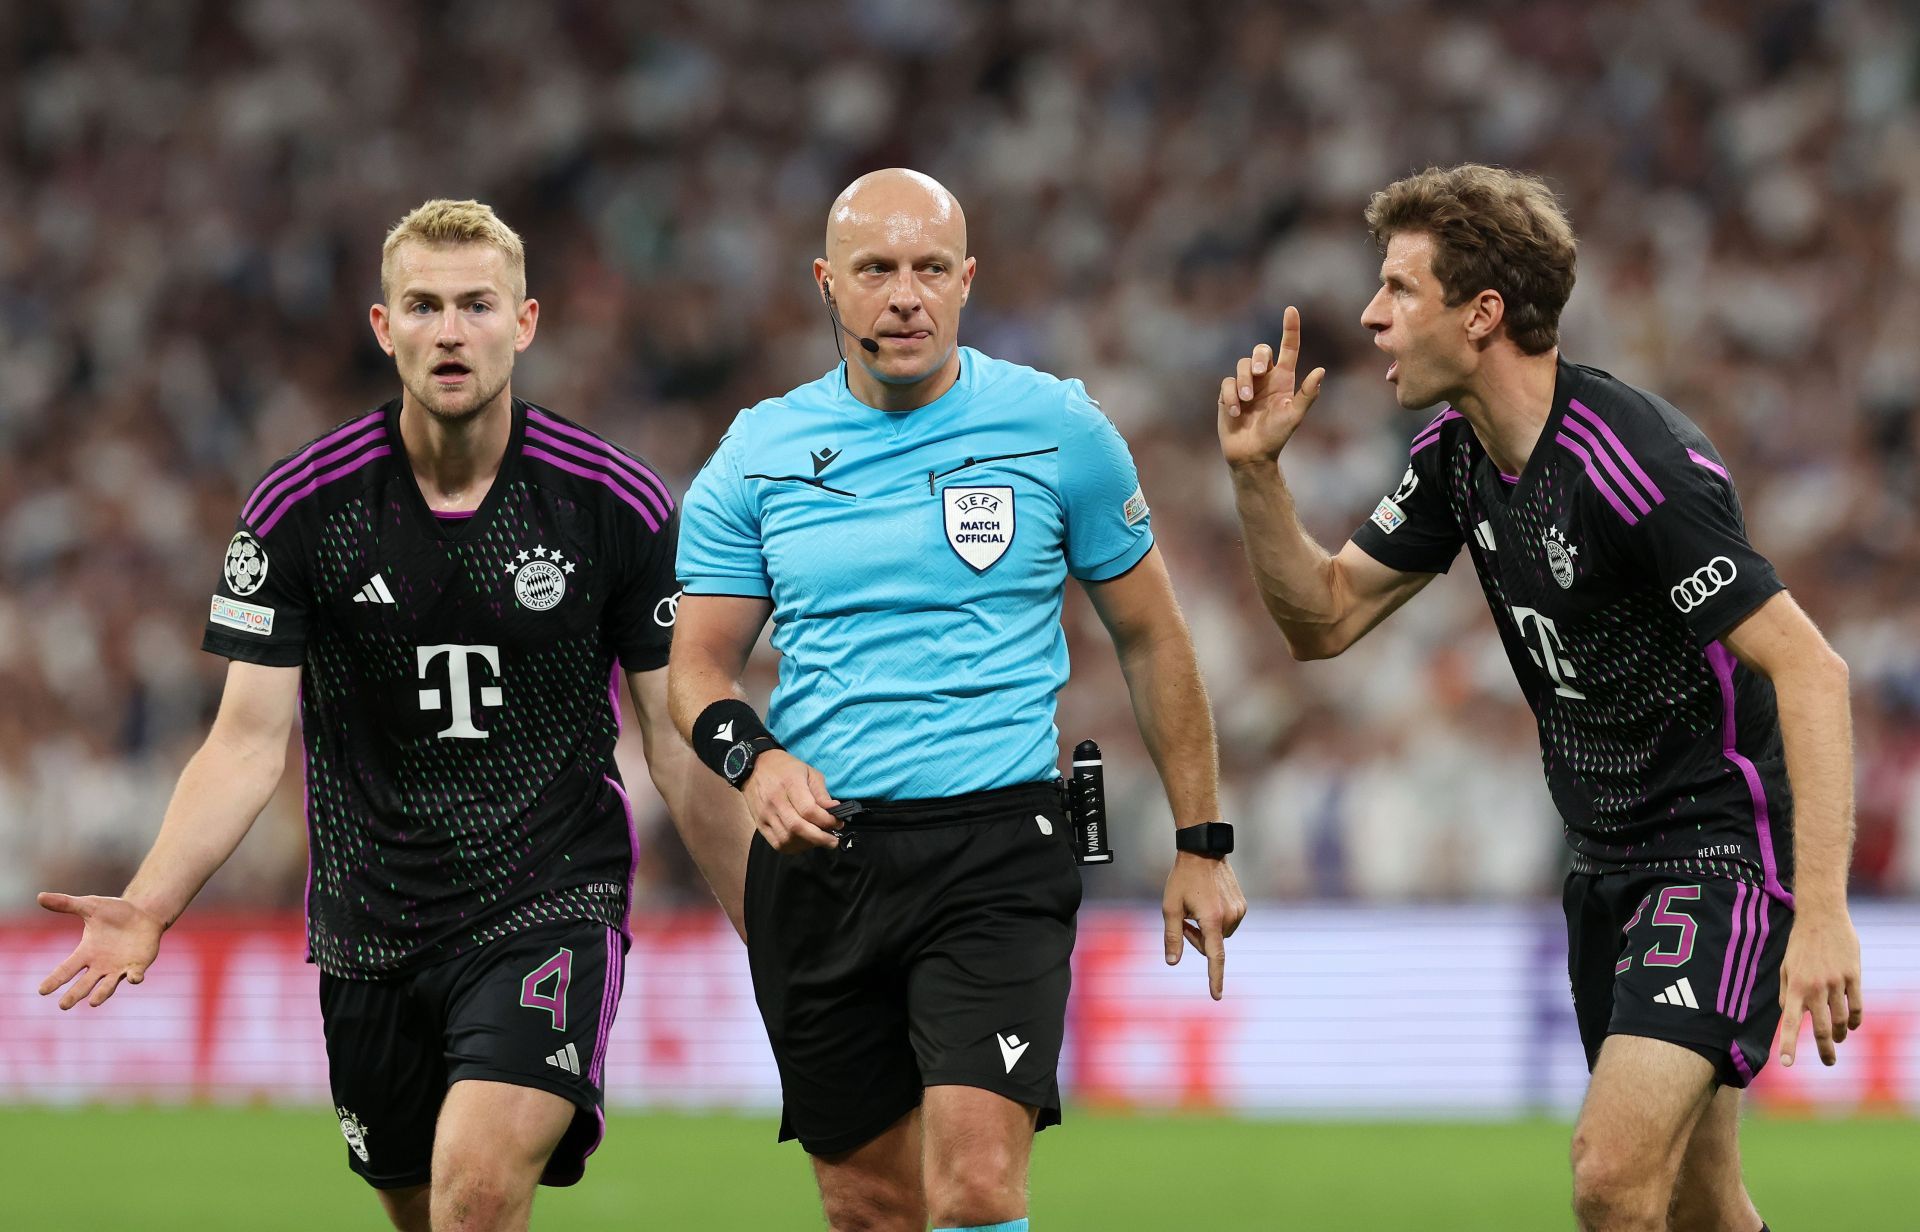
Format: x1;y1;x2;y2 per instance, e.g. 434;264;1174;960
520;949;573;1031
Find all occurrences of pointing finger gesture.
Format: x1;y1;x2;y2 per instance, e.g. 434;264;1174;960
1218;306;1327;470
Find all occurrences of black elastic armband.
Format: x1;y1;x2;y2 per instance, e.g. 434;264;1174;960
693;699;781;779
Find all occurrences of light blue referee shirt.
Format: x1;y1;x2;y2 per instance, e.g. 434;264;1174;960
678;347;1154;800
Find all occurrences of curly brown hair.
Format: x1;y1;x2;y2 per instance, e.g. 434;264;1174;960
1365;165;1576;355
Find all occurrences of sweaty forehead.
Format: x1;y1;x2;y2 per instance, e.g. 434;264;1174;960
824;170;967;262
386;240;519;299
1381;232;1436;283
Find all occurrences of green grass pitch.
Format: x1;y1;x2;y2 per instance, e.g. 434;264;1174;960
2;1107;1912;1229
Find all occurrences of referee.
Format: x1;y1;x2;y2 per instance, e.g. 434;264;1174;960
668;169;1244;1232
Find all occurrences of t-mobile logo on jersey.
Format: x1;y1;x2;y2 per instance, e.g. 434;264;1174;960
417;644;504;739
1506;606;1587;700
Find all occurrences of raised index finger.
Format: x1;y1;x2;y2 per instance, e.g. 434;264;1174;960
1276;305;1303;378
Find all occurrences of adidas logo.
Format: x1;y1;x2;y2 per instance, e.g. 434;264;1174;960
1653;977;1699;1009
544;1042;582;1076
352;574;396;605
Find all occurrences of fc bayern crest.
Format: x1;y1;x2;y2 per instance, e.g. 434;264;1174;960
224;532;269;596
504;544;573;610
1543;525;1578;589
943;486;1014;571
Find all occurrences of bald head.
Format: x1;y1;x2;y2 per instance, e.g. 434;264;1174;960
824;169;967;264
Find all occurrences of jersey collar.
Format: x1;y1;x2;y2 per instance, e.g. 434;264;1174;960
388;396;527;542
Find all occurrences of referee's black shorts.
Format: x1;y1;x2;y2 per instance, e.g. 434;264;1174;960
744;780;1082;1156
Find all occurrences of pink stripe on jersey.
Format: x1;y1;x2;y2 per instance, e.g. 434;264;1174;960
243;423;385;528
524;446;662;531
242;411;383;523
1553;433;1638;524
1560;416;1654;516
526;410;675;515
1567;400;1664;506
256;446;393;534
1686;448;1731;481
525;425;672;521
1410;409;1462;455
1706;641;1793;908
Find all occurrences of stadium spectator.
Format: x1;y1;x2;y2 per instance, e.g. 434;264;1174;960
2;0;1916;914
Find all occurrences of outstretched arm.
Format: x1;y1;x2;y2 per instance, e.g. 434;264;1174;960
1220;307;1436;659
1082;546;1246;1000
1721;592;1861;1067
38;659;299;1009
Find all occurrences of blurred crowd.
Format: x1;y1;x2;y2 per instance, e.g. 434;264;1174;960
3;0;1919;913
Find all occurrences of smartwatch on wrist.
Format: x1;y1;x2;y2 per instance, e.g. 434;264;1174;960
1174;822;1235;857
721;737;783;790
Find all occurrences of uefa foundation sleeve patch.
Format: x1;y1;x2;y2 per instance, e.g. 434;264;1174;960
1122;485;1149;526
1370;496;1407;533
210;595;275;635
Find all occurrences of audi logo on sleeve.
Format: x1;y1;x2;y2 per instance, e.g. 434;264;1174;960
1670;556;1738;613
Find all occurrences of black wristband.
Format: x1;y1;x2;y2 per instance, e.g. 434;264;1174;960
1175;822;1234;857
692;700;781;780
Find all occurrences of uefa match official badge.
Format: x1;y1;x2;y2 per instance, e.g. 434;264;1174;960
1544;525;1579;589
944;486;1014;570
504;544;575;611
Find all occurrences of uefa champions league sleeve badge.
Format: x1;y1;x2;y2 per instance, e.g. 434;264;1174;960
224;532;270;595
504;544;575;611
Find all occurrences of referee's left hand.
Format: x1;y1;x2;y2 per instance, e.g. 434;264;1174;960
1163;853;1247;1001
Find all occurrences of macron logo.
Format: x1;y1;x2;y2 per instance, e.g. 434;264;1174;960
352;574;396;604
713;720;736;743
996;1032;1030;1073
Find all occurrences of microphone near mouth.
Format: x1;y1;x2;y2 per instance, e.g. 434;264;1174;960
821;287;880;355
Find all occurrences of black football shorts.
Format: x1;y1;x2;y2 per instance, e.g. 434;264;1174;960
1565;869;1791;1088
745;781;1082;1156
318;918;626;1188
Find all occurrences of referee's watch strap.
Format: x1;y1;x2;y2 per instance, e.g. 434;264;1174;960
1174;821;1234;857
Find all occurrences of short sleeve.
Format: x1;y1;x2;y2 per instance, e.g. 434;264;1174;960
1627;443;1782;645
200;510;312;667
1350;430;1464;574
1061;383;1154;581
677;427;771;598
604;505;682;672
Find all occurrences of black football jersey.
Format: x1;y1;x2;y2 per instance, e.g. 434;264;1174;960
202;397;681;976
1351;359;1794;903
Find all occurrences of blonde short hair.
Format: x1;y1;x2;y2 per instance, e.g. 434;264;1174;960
380;199;527;302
